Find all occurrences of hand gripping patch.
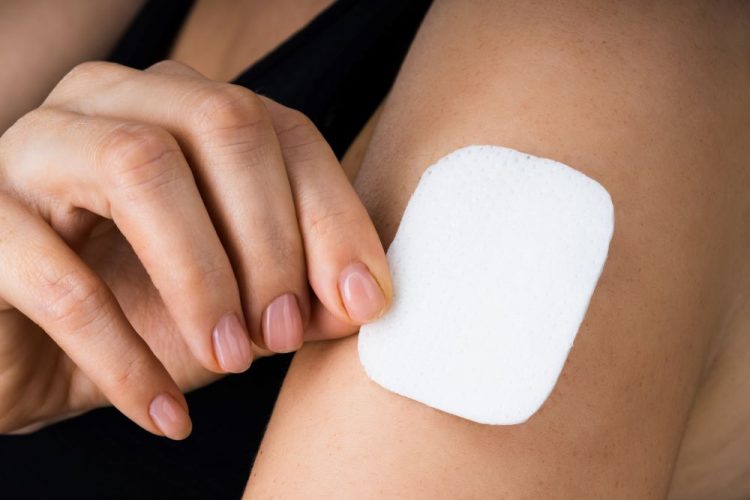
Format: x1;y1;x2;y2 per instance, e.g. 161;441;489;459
358;145;614;425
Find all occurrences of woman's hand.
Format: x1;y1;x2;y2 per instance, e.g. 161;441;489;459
0;60;391;439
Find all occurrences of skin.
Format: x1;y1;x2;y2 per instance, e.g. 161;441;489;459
170;0;336;82
1;0;748;497
245;0;750;498
0;0;145;133
0;4;392;440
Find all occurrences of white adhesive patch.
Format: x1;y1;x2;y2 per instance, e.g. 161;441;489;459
358;145;614;425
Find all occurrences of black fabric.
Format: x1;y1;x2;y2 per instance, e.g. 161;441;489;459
108;0;195;70
0;1;431;499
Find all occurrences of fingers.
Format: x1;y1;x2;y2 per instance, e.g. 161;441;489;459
147;63;308;353
145;67;393;336
3;107;252;373
262;99;393;338
183;86;308;353
49;61;309;353
44;60;391;346
0;194;191;439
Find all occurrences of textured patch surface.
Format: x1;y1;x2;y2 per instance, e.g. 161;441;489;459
358;145;614;425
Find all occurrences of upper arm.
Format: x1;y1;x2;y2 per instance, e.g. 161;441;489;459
246;1;750;498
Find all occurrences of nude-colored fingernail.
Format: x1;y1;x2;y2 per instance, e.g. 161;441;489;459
338;262;387;324
262;293;304;353
149;393;192;440
212;313;253;373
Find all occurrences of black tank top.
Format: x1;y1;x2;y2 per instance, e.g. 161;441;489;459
0;1;431;499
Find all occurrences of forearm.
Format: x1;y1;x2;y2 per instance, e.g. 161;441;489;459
0;0;145;132
246;0;750;497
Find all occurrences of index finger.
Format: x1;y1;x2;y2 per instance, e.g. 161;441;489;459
261;98;393;338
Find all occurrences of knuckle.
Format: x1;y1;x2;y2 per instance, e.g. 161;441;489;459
177;258;235;293
274;107;314;138
100;124;185;193
191;85;267;134
306;205;358;243
274;110;326;163
61;61;108;83
146;59;190;73
0;108;47;155
103;352;147;393
40;267;109;331
56;61;125;94
6;107;44;132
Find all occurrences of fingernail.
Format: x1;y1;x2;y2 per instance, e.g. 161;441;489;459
149;393;192;440
212;313;253;373
262;293;304;353
338;262;387;324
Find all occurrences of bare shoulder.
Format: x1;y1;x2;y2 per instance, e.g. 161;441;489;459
246;1;750;498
